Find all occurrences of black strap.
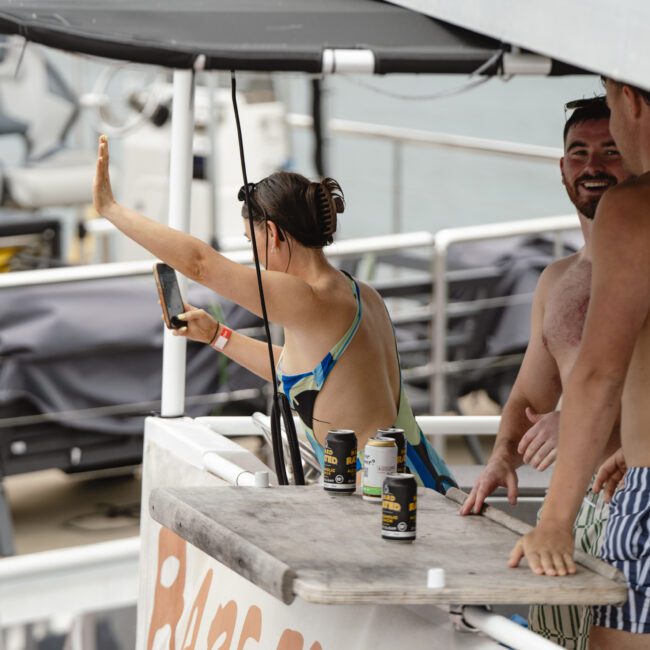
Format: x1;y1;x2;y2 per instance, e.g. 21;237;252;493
230;72;304;486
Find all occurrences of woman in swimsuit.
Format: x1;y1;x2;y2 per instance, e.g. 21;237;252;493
93;135;455;493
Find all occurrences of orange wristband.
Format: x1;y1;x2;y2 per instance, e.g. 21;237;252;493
210;325;232;351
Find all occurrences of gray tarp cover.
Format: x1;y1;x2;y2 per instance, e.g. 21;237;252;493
0;0;538;74
0;277;263;435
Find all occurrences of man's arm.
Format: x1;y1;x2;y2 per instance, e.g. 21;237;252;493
509;185;650;576
461;265;562;514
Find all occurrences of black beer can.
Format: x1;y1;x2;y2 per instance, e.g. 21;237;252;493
323;429;357;494
382;473;417;541
377;428;406;473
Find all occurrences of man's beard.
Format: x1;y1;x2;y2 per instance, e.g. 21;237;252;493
564;173;618;220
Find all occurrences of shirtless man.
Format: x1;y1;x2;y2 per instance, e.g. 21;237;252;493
509;79;650;649
461;98;630;648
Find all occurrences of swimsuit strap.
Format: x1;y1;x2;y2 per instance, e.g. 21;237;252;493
277;271;362;388
328;271;362;364
276;272;363;432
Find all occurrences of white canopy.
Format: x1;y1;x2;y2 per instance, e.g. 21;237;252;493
389;0;650;91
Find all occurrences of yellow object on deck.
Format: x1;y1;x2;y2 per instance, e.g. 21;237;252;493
0;247;21;272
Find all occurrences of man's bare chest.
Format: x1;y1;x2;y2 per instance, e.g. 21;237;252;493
542;262;591;356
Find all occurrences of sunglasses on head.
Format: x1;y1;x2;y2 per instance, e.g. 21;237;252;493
237;181;285;241
564;95;607;121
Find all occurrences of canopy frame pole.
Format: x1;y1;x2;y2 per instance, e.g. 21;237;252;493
322;49;375;74
161;69;195;417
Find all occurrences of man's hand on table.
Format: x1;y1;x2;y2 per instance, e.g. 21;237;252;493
517;408;559;471
508;520;576;576
459;454;519;515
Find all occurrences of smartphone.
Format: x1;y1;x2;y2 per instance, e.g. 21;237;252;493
153;262;185;329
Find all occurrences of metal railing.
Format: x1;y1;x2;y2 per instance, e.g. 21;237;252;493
284;114;578;455
0;231;433;289
462;606;560;649
0;537;139;627
0;222;581;449
0;232;435;436
199;414;500;437
286;113;562;233
80;117;562;246
431;216;579;431
0;415;561;650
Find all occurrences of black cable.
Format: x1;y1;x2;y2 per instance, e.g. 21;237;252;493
270;392;287;484
311;78;326;177
230;72;304;486
279;389;304;483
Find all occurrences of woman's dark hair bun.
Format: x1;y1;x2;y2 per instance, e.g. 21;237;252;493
243;171;345;249
315;177;344;242
321;177;345;215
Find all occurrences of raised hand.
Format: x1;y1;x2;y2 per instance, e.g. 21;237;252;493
93;134;117;216
518;408;559;471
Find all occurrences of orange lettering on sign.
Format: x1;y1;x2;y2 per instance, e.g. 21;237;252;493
147;528;187;650
276;629;304;650
237;606;262;650
180;569;213;649
148;530;327;650
208;600;238;649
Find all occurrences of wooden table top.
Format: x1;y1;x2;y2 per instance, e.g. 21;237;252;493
149;484;627;607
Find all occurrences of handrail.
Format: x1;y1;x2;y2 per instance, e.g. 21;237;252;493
462;606;561;650
0;389;263;429
0;537;139;626
434;215;578;247
84;112;561;248
287;113;562;232
287;114;561;162
202;451;270;487
0;213;575;290
431;215;580;435
197;414;501;437
0;217;578;441
0;231;435;289
327;231;434;256
0;260;155;288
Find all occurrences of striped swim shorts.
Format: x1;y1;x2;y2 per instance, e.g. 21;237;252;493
593;467;650;634
529;478;609;649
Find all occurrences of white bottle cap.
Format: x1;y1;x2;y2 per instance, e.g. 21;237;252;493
254;471;270;488
427;568;446;589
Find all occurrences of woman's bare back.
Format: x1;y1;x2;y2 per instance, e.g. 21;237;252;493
280;272;401;448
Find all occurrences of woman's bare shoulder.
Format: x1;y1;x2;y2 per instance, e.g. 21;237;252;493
355;279;385;306
355;281;394;328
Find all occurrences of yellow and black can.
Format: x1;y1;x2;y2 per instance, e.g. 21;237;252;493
382;473;417;542
323;429;357;494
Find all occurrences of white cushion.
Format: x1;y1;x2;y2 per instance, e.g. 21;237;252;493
5;149;96;208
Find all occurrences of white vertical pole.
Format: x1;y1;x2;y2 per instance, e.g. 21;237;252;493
161;69;195;417
431;238;448;456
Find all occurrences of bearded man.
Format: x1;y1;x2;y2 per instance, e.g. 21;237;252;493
462;97;631;649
